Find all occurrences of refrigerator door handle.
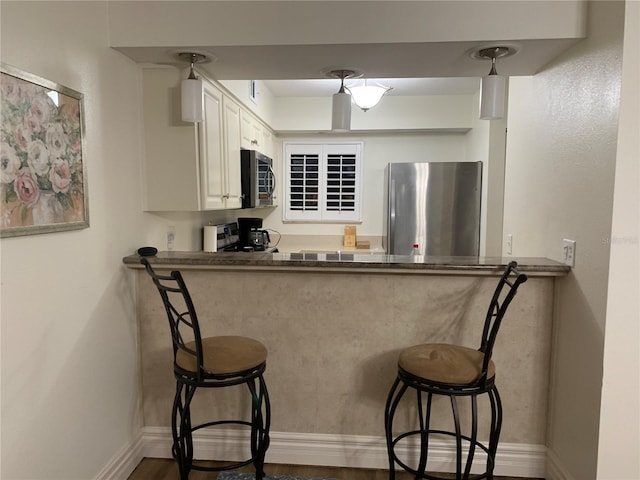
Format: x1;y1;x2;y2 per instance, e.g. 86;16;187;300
389;177;396;254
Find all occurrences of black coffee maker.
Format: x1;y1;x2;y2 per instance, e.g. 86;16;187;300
238;217;268;251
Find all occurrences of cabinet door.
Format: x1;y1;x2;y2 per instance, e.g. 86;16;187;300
261;127;274;158
222;96;243;209
240;109;261;150
199;82;226;210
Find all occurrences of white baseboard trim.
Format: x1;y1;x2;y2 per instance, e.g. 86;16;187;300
140;427;547;478
95;431;145;480
546;448;576;480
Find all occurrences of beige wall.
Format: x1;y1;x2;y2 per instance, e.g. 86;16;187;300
0;2;145;478
598;1;640;478
502;2;624;479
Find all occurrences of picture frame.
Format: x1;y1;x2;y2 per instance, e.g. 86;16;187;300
0;63;89;238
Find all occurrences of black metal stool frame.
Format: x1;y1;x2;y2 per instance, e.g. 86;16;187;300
384;262;527;480
141;259;270;480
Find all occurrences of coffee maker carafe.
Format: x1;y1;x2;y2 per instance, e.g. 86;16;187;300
238;217;263;250
248;229;270;251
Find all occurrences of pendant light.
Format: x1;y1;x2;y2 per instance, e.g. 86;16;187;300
474;46;515;120
177;52;208;123
347;79;392;112
330;70;354;131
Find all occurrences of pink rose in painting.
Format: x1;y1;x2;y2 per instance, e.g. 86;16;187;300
69;136;81;154
14;168;40;207
13;122;31;151
0;142;22;184
1;75;21;105
27;140;50;176
49;158;72;194
24;111;43;133
29;95;52;126
45;123;68;158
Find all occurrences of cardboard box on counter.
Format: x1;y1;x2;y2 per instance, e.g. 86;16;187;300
343;226;356;247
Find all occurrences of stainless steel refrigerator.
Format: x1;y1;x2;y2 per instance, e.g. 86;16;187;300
383;162;482;256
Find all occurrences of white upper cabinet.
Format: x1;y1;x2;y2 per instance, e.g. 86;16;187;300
240;109;274;158
198;81;231;210
221;96;243;209
141;65;242;211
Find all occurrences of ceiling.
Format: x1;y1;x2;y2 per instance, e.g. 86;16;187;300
111;1;587;98
118;38;579;97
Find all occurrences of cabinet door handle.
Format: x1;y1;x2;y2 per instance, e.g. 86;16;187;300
222;193;230;199
251;139;258;146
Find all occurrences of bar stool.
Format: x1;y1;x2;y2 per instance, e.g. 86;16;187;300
384;262;527;480
141;258;270;480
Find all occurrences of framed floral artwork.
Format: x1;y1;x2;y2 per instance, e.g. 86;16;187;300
0;63;89;237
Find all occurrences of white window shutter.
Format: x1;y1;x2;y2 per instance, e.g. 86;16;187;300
322;143;362;222
285;144;322;221
284;142;362;223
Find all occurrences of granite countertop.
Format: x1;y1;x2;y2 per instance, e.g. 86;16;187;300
122;251;570;276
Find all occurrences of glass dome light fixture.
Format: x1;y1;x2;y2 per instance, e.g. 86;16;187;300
347;79;392;112
177;52;209;123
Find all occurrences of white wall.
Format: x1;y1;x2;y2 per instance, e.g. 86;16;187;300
0;2;146;478
264;132;468;239
271;95;474;132
597;1;640;478
502;2;624;479
220;79;276;126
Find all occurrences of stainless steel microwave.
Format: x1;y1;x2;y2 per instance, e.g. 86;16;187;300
240;149;275;208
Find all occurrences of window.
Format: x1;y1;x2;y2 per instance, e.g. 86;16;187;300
284;143;363;222
249;80;257;104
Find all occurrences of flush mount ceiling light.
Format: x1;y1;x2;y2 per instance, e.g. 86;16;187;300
176;52;209;123
347;79;392;112
328;69;358;131
472;46;517;120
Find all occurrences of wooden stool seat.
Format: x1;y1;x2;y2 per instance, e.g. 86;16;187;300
398;343;496;386
176;336;268;375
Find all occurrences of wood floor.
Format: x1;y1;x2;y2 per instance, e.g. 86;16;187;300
128;458;543;480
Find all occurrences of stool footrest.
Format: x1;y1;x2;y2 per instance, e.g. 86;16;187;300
191;419;253;432
389;430;495;479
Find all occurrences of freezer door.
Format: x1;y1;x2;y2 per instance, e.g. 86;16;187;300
387;162;482;256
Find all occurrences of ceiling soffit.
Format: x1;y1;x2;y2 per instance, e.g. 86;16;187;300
110;1;587;90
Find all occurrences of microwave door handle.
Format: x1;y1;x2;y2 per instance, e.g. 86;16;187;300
267;165;276;194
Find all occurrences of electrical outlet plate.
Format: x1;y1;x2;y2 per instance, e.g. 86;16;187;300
506;234;513;255
563;239;576;267
167;225;176;251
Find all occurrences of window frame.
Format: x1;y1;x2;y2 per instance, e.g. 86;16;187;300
283;142;363;223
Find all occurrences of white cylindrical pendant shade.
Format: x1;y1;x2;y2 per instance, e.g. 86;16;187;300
181;78;204;122
332;92;351;131
480;74;506;120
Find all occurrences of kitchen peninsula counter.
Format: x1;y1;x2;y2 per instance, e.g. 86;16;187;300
123;251;569;276
124;251;566;476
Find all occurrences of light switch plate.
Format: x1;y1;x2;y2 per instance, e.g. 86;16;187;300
563;239;576;267
506;234;513;255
